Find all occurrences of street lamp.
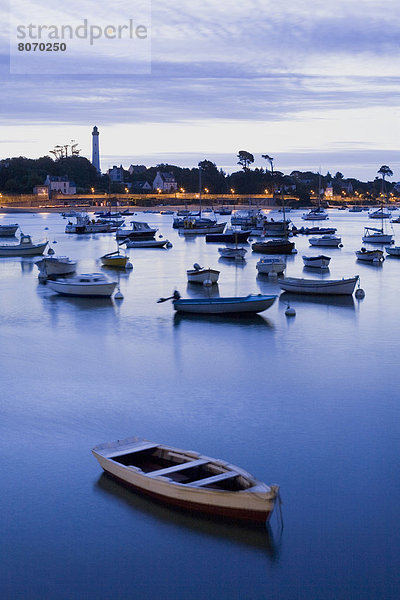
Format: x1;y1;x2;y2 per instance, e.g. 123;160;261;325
230;188;235;194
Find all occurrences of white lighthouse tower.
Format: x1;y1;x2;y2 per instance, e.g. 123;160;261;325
92;126;100;173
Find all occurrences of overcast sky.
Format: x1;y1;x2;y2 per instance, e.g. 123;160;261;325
2;0;400;180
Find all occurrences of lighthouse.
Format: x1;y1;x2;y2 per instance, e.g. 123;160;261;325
92;126;100;173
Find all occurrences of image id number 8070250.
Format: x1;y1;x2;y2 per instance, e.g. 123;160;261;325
18;43;67;51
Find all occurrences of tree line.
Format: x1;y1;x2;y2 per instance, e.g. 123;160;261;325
0;152;396;202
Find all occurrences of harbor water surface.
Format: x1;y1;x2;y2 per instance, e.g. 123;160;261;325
1;209;399;599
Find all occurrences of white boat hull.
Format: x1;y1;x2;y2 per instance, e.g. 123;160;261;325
47;276;117;297
0;241;48;256
36;256;77;276
302;255;331;268
279;276;359;295
309;236;341;247
362;234;393;244
385;246;400;256
256;258;286;274
92;437;279;523
182;223;226;235
187;269;220;284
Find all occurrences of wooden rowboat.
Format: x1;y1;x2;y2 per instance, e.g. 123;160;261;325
92;436;279;523
278;276;359;295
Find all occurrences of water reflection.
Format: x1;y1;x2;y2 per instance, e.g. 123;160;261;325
173;311;275;328
302;266;331;276
20;259;35;273
95;473;280;560
279;291;355;310
218;257;247;268
186;282;220;298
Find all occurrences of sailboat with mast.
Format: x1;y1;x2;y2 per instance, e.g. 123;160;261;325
251;180;295;254
362;166;394;244
302;172;329;220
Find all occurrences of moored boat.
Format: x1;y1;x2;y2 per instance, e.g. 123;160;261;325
116;221;158;241
302;255;331;269
309;235;342;247
362;227;393;244
0;223;19;237
65;213;117;234
256;257;286;275
36;255;77;280
205;229;251;243
187;263;220;284
368;207;391;219
218;247;247;260
158;291;277;314
355;248;385;263
278;276;359;295
251;239;295;254
92;436;279;523
0;233;48;256
123;238;171;248
182;222;226;235
301;207;329;220
100;250;131;268
46;273;117;297
385;245;400;256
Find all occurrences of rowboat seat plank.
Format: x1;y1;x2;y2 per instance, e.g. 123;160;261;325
108;442;159;458
148;458;209;477
190;471;239;487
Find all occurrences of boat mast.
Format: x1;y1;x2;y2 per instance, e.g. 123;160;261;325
198;163;202;217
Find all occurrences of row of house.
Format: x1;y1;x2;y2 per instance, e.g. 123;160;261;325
108;165;178;192
34;175;77;196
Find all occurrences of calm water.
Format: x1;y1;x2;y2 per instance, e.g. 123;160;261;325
0;209;399;600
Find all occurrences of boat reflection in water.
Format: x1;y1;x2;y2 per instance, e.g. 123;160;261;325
279;291;355;310
173;311;275;329
95;473;281;560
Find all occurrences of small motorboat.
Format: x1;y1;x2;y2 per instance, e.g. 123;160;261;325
355;248;385;263
385;246;400;257
36;255;77;280
218;247;247;260
92;436;279;523
0;233;48;257
293;226;336;235
256;257;286;275
368;208;391;219
0;223;19;237
205;229;251;243
123;238;171;248
186;263;220;284
116;221;158;241
302;255;331;269
251;239;295;254
362;227;393;244
65;214;118;234
182;222;227;235
100;250;131;268
158;291;277;314
309;235;342;247
278;276;359;295
301;208;329;220
46;273;117;297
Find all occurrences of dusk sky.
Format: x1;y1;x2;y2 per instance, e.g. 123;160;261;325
2;0;400;180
